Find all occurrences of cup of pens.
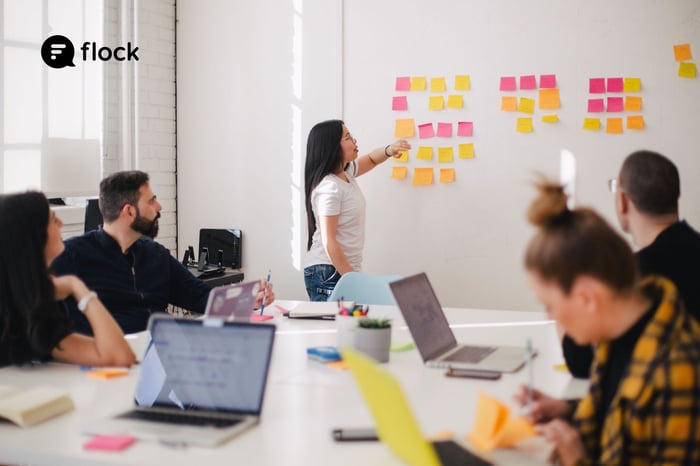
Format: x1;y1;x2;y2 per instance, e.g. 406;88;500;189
335;300;369;349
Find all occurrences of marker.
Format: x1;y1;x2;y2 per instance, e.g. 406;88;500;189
259;270;271;316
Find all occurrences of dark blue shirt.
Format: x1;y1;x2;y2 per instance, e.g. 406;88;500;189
51;228;211;334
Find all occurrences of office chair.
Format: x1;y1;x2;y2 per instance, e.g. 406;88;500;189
328;272;404;305
84;198;103;232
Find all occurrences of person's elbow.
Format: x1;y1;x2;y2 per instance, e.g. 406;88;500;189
100;348;137;367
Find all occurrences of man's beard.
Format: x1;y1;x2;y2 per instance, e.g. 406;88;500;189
132;210;160;238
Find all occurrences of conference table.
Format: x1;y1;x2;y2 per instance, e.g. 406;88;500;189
0;301;587;466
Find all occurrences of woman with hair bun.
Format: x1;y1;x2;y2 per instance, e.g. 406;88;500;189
514;180;700;466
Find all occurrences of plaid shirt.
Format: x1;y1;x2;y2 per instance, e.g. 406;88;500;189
573;276;700;466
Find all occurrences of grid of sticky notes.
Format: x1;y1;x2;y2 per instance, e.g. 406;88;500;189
393;75;475;186
499;74;560;133
674;43;696;79
583;77;643;133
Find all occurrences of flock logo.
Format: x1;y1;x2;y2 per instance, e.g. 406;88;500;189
41;34;139;69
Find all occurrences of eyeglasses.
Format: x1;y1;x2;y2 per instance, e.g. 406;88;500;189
342;133;356;142
607;178;618;193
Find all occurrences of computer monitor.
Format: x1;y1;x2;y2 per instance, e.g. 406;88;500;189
84;198;103;233
199;228;242;269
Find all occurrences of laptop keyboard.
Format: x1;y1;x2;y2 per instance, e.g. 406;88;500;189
432;440;493;466
443;346;497;363
119;410;242;429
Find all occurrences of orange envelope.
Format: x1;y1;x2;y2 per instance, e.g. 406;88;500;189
467;391;536;451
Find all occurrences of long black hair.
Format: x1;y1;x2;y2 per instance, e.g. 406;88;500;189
304;119;344;250
0;192;70;365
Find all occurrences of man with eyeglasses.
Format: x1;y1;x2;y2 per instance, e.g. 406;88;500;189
562;150;700;378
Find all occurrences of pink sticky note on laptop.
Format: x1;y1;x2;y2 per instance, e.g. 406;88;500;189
84;435;136;451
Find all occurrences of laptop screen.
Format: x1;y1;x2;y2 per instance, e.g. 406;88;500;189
134;317;275;415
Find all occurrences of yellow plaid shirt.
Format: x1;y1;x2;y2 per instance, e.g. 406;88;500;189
573;277;700;466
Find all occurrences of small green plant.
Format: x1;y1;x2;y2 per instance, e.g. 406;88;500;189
358;318;391;329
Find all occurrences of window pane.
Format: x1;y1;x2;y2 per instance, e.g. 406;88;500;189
3;0;42;43
48;63;83;138
3;47;42;144
4;149;40;193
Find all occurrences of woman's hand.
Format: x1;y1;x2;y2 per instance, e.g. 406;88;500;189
538;419;585;466
513;385;573;423
386;139;412;157
51;274;89;301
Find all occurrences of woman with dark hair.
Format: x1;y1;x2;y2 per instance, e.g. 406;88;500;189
303;120;410;301
514;181;700;466
0;192;136;367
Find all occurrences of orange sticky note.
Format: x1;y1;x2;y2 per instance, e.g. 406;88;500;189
674;43;692;61
467;391;536;452
438;147;454;163
413;168;433;186
458;143;475;159
624;96;642;111
501;96;517;111
394;119;415;138
516;118;533;133
517;97;535;114
679;62;697;78
454;75;471;91
606;118;623;134
430;77;446;92
391;166;407;179
446;95;464;109
623;77;642;92
439;168;455;183
538;88;560;109
428;96;444;110
394;150;409;162
324;360;348;370
583;118;601;131
416;146;433;160
411;76;427;91
541;114;558;123
87;369;129;379
627;115;645;130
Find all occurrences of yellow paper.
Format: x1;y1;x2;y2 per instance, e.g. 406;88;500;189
458;143;475;159
394;150;409;162
674;43;692;61
454;75;471;91
411;76;427;91
467;391;536;452
538;89;560;109
517;97;535;114
430;77;446;92
516;118;533;133
416;146;433;161
413;168;433;186
624;96;642;111
606;118;623;134
439;168;455;183
541;114;558;123
553;363;569;372
624;77;642;92
583;118;601;130
627;115;644;130
394;119;415;138
678;62;697;78
391;166;407;179
438;147;454;163
428;96;444;110
501;96;517;111
446;95;464;109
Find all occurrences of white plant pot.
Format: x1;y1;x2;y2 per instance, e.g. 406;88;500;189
354;326;391;363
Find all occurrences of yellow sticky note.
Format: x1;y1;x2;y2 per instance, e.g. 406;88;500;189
541;114;558;123
538;89;560;109
439;168;455;183
394;119;415;138
624;96;642;111
553;363;569;372
416;146;433;160
438;147;454;163
674;43;692;61
518;97;535;114
411;76;427;91
394;150;409;162
583;118;601;130
516;117;533;133
501;96;517;111
86;369;129;379
624;77;642;92
430;77;446;92
458;143;475;159
679;62;697;78
446;95;464;109
606;118;623;134
391;166;407;179
412;168;433;186
428;95;444;110
627;115;645;130
454;75;471;91
467;392;536;452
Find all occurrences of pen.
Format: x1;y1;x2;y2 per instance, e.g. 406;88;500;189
259;270;271;316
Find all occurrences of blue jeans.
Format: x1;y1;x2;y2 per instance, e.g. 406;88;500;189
304;264;340;301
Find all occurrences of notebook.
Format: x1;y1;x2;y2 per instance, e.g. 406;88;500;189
390;273;531;373
343;348;493;466
203;280;260;320
82;315;275;447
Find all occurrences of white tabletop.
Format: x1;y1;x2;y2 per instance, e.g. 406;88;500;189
0;301;587;466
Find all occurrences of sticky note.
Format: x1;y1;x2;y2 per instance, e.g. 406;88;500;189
84;435;136;451
539;74;556;89
501;96;517;111
627;115;644;130
624;96;642;111
516;118;533;133
413;168;433;186
394;119;415;138
454;75;471;91
541;114;558;123
418;123;434;139
436;122;452;137
587;98;605;113
606;118;623;134
430;77;446;92
674;43;692;61
679;62;697;78
446;95;464;109
411;76;427;91
458;143;475;159
324;360;348;370
538;89;560;109
583;118;601;130
467;391;536;452
457;121;473;137
391;166;407;179
607;77;623;92
428;96;444;110
589;77;605;93
519;75;537;90
438;147;454;163
439;168;455;183
499;76;517;91
87;369;129;379
392;96;408;111
607;97;624;112
416;146;434;160
624;77;642;92
518;97;535;114
395;76;411;91
394;150;409;162
553;363;569;372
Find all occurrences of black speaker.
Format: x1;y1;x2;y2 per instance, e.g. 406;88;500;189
198;229;242;269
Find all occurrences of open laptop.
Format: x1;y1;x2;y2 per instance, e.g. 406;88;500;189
83;315;275;447
390;273;531;373
204;280;260;320
343;348;493;466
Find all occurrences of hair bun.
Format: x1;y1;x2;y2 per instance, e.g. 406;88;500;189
527;180;569;227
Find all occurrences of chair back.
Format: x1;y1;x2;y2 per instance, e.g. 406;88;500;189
328;272;403;305
84;198;103;232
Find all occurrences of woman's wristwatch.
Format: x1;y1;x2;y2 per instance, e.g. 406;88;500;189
78;291;98;313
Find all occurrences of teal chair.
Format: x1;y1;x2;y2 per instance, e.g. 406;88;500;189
328;272;404;305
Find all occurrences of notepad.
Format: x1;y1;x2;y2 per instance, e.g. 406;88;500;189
0;385;74;427
467;391;535;451
286;302;337;319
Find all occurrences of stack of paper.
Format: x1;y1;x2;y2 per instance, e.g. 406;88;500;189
467;391;536;451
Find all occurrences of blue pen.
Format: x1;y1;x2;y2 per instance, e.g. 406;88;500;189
259;270;271;316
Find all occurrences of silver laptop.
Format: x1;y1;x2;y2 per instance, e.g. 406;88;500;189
83;315;276;447
390;273;531;373
204;280;260;320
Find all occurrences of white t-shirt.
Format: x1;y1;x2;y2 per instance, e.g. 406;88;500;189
304;161;366;271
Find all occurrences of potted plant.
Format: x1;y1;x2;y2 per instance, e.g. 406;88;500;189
354;318;392;363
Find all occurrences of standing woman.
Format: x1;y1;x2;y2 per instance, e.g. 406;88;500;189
303;120;410;301
0;192;136;367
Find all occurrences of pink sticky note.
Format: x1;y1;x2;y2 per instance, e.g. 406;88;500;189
607;77;623;92
392;96;408;111
436;122;452;137
499;76;517;91
588;99;605;112
607;97;624;112
589;78;605;93
457;121;473;137
395;76;411;91
418;123;435;139
540;74;556;89
84;435;136;451
520;75;537;90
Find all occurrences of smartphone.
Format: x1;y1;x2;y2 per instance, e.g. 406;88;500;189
332;428;379;442
445;368;502;380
